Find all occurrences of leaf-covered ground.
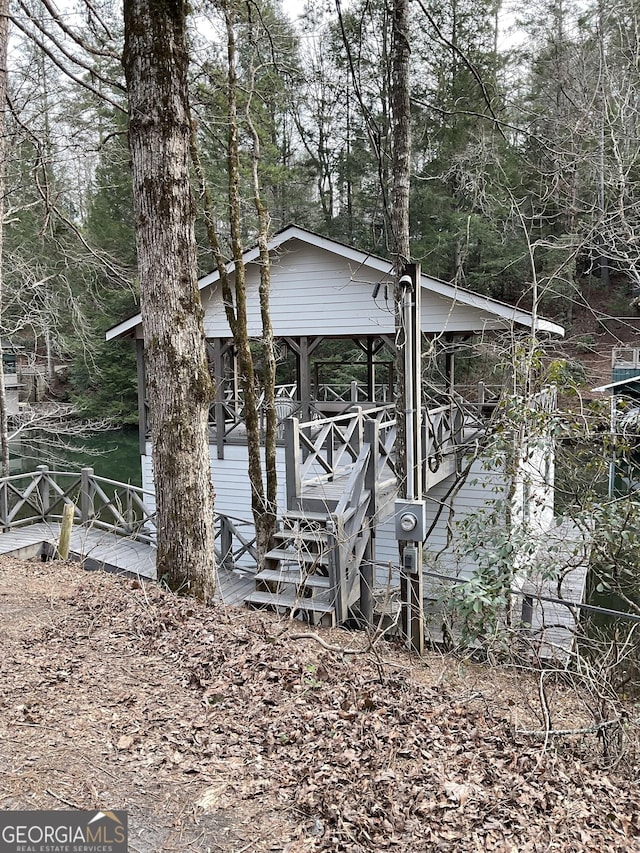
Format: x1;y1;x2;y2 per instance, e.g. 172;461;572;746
1;557;639;852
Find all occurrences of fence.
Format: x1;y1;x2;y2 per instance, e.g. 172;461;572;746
0;466;259;570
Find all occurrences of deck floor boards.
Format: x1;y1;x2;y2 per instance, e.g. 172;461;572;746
0;523;255;606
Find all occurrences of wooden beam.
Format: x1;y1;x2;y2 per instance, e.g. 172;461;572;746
298;336;311;422
212;337;225;460
136;340;147;456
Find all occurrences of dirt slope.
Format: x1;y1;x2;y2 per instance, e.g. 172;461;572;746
1;557;639;852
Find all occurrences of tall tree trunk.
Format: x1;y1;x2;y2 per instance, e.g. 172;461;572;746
223;3;275;565
0;0;9;478
122;0;216;600
247;28;278;562
192;1;276;567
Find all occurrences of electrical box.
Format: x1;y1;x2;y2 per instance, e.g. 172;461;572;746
394;499;426;542
403;545;419;575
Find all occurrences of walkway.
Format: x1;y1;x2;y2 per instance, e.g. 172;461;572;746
0;522;255;606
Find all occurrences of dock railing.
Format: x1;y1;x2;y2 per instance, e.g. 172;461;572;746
0;466;259;570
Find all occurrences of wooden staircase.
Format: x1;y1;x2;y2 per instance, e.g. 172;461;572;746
244;401;483;626
244;512;340;625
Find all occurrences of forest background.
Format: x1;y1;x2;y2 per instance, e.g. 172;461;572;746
6;0;636;428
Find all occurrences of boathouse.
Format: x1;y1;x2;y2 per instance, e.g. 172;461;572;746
107;225;585;654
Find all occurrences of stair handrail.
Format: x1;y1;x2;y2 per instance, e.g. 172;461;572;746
284;404;395;510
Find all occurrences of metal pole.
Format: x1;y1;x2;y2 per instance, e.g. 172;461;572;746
608;393;616;498
399;263;424;654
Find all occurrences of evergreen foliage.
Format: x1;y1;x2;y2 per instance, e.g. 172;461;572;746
6;0;640;422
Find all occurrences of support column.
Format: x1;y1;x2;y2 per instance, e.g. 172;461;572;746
298;336;311;422
444;332;455;394
398;263;424;655
366;337;375;403
136;339;147;456
212;338;225;460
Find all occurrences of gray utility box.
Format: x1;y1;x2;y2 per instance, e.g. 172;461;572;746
394;499;426;542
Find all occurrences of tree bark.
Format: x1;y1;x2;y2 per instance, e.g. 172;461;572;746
246;9;277;563
122;0;216;600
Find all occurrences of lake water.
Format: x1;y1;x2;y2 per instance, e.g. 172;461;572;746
14;428;142;487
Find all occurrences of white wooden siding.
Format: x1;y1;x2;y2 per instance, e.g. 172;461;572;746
142;443;287;522
372;459;508;587
201;240;521;339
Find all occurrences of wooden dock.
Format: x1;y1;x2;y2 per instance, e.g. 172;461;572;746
515;518;592;662
0;522;255;606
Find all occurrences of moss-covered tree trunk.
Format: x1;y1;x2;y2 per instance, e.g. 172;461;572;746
122;0;216;600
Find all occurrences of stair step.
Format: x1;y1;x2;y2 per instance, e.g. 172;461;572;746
255;568;330;589
282;509;332;523
264;547;328;567
274;528;327;544
244;589;336;614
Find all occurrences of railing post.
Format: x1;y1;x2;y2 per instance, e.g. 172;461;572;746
81;467;94;525
360;418;378;629
477;381;486;410
422;412;430;473
0;477;8;531
37;465;50;521
354;406;363;455
284;417;301;512
220;516;233;570
126;488;133;532
452;404;463;448
326;424;335;480
327;516;347;624
364;418;378;519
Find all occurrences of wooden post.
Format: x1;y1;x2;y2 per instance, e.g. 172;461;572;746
212;338;225;460
136;339;147;456
445;332;455;394
353;406;363;455
284;416;300;512
36;464;50;521
220;516;233;570
327;516;347;624
299;336;311;422
57;502;75;560
359;418;379;628
80;467;94;524
366;337;375;402
477;381;486;413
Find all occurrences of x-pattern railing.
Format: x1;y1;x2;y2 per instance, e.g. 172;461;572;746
0;467;259;569
423;402;483;472
297;405;392;486
0;466;159;541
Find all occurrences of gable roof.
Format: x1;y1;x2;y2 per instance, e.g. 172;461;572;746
106;224;565;340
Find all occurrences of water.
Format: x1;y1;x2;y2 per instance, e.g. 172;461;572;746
13;428;142;487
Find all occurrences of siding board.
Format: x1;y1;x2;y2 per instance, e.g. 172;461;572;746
201;241;521;339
